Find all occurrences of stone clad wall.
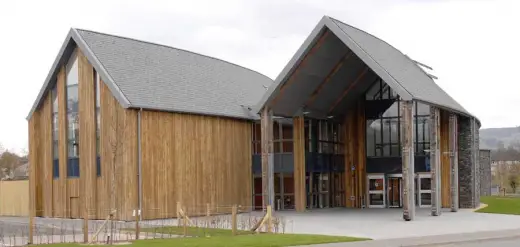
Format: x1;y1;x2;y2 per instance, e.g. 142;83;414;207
458;116;480;208
479;149;492;196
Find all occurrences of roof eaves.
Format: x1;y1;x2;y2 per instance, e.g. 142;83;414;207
26;30;75;120
253;16;332;114
71;29;132;108
324;16;413;101
131;104;258;121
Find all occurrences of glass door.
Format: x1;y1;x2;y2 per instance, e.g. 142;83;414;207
387;174;402;208
417;173;432;208
319;173;330;208
367;174;386;208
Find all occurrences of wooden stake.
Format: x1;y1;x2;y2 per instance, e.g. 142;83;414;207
135;209;140;240
267;205;273;233
232;205;238;235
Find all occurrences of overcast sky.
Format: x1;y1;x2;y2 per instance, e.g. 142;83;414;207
0;0;518;153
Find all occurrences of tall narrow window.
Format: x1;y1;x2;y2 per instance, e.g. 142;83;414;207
66;49;80;177
52;84;59;178
95;70;101;176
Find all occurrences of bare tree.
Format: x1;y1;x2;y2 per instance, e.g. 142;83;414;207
107;106;127;244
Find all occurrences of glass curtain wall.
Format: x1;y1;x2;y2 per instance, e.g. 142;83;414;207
365;79;430;158
66;50;80;177
52;84;59;178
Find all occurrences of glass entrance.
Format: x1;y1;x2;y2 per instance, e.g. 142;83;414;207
417;173;432;208
387;174;402;208
367;174;385;208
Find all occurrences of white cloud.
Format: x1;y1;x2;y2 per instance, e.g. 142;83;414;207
0;0;518;153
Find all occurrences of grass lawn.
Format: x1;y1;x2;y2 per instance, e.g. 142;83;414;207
477;196;520;215
36;226;369;247
33;234;368;247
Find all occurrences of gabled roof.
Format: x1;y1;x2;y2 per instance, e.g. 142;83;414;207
27;29;273;120
255;16;475;119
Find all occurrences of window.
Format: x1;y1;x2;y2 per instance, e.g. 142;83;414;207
52;84;59;178
95;70;101;176
365;80;431;157
66;49;80;177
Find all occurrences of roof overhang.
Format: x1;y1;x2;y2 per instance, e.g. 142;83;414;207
254;15;480;124
254;16;413;120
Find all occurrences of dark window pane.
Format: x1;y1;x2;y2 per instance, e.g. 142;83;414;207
420;178;431;190
369;194;384;205
369;179;384;191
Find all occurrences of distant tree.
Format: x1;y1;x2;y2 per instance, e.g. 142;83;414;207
0;150;23;179
509;174;518;193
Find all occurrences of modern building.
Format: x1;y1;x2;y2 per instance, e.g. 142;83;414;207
27;16;484;221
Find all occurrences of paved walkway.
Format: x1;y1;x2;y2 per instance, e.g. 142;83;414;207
274;207;520;239
297;229;520;247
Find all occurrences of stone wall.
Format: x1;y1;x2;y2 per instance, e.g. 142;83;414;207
479;149;492;196
458;116;480;208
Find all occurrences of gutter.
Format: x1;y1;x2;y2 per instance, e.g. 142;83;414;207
137;108;143;220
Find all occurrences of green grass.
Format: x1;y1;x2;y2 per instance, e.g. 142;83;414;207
477;196;520;215
138;225;250;237
34;234;368;247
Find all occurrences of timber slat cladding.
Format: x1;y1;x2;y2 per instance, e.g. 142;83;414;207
140;111;252;219
99;80;138;221
78;51;97;219
28;111;39;219
292;116;305;212
440;110;451;208
57;67;68;218
343;100;365;208
41;92;53;217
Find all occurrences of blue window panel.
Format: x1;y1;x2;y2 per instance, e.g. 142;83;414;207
96;156;101;177
67;158;80;177
53;159;59;178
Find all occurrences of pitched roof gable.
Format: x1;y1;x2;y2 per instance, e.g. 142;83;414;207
27;28;273;120
256;16;475;119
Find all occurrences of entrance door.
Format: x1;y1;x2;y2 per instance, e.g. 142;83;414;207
417;173;432;208
367;174;385;208
387;175;402;208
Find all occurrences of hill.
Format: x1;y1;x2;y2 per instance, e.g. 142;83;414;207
480;127;520;150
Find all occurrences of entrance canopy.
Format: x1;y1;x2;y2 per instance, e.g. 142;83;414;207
255;16;473;120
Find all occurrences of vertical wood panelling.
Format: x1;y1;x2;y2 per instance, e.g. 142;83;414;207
343;100;365;208
440;110;451;208
40;92;53;217
57;66;68;218
78;51;97;219
99;81;138;221
293;116;306;212
29;112;40;220
357;101;366;207
140;111;252;219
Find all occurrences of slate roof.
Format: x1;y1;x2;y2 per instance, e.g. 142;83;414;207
329;17;471;116
27;29;273;120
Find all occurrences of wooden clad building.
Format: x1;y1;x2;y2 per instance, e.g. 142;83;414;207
27;29;270;221
28;16;483;222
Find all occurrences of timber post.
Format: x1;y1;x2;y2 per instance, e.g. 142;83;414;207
430;107;441;216
260;107;274;211
449;114;459;212
401;100;415;221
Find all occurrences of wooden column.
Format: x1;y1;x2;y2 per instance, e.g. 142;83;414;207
449;114;459;212
260;108;274;210
357;101;366;208
293;116;306;212
401;101;415;221
430;107;441;216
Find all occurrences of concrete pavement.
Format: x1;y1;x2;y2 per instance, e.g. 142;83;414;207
298;229;520;247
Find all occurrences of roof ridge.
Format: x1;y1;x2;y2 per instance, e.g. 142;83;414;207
74;28;273;84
